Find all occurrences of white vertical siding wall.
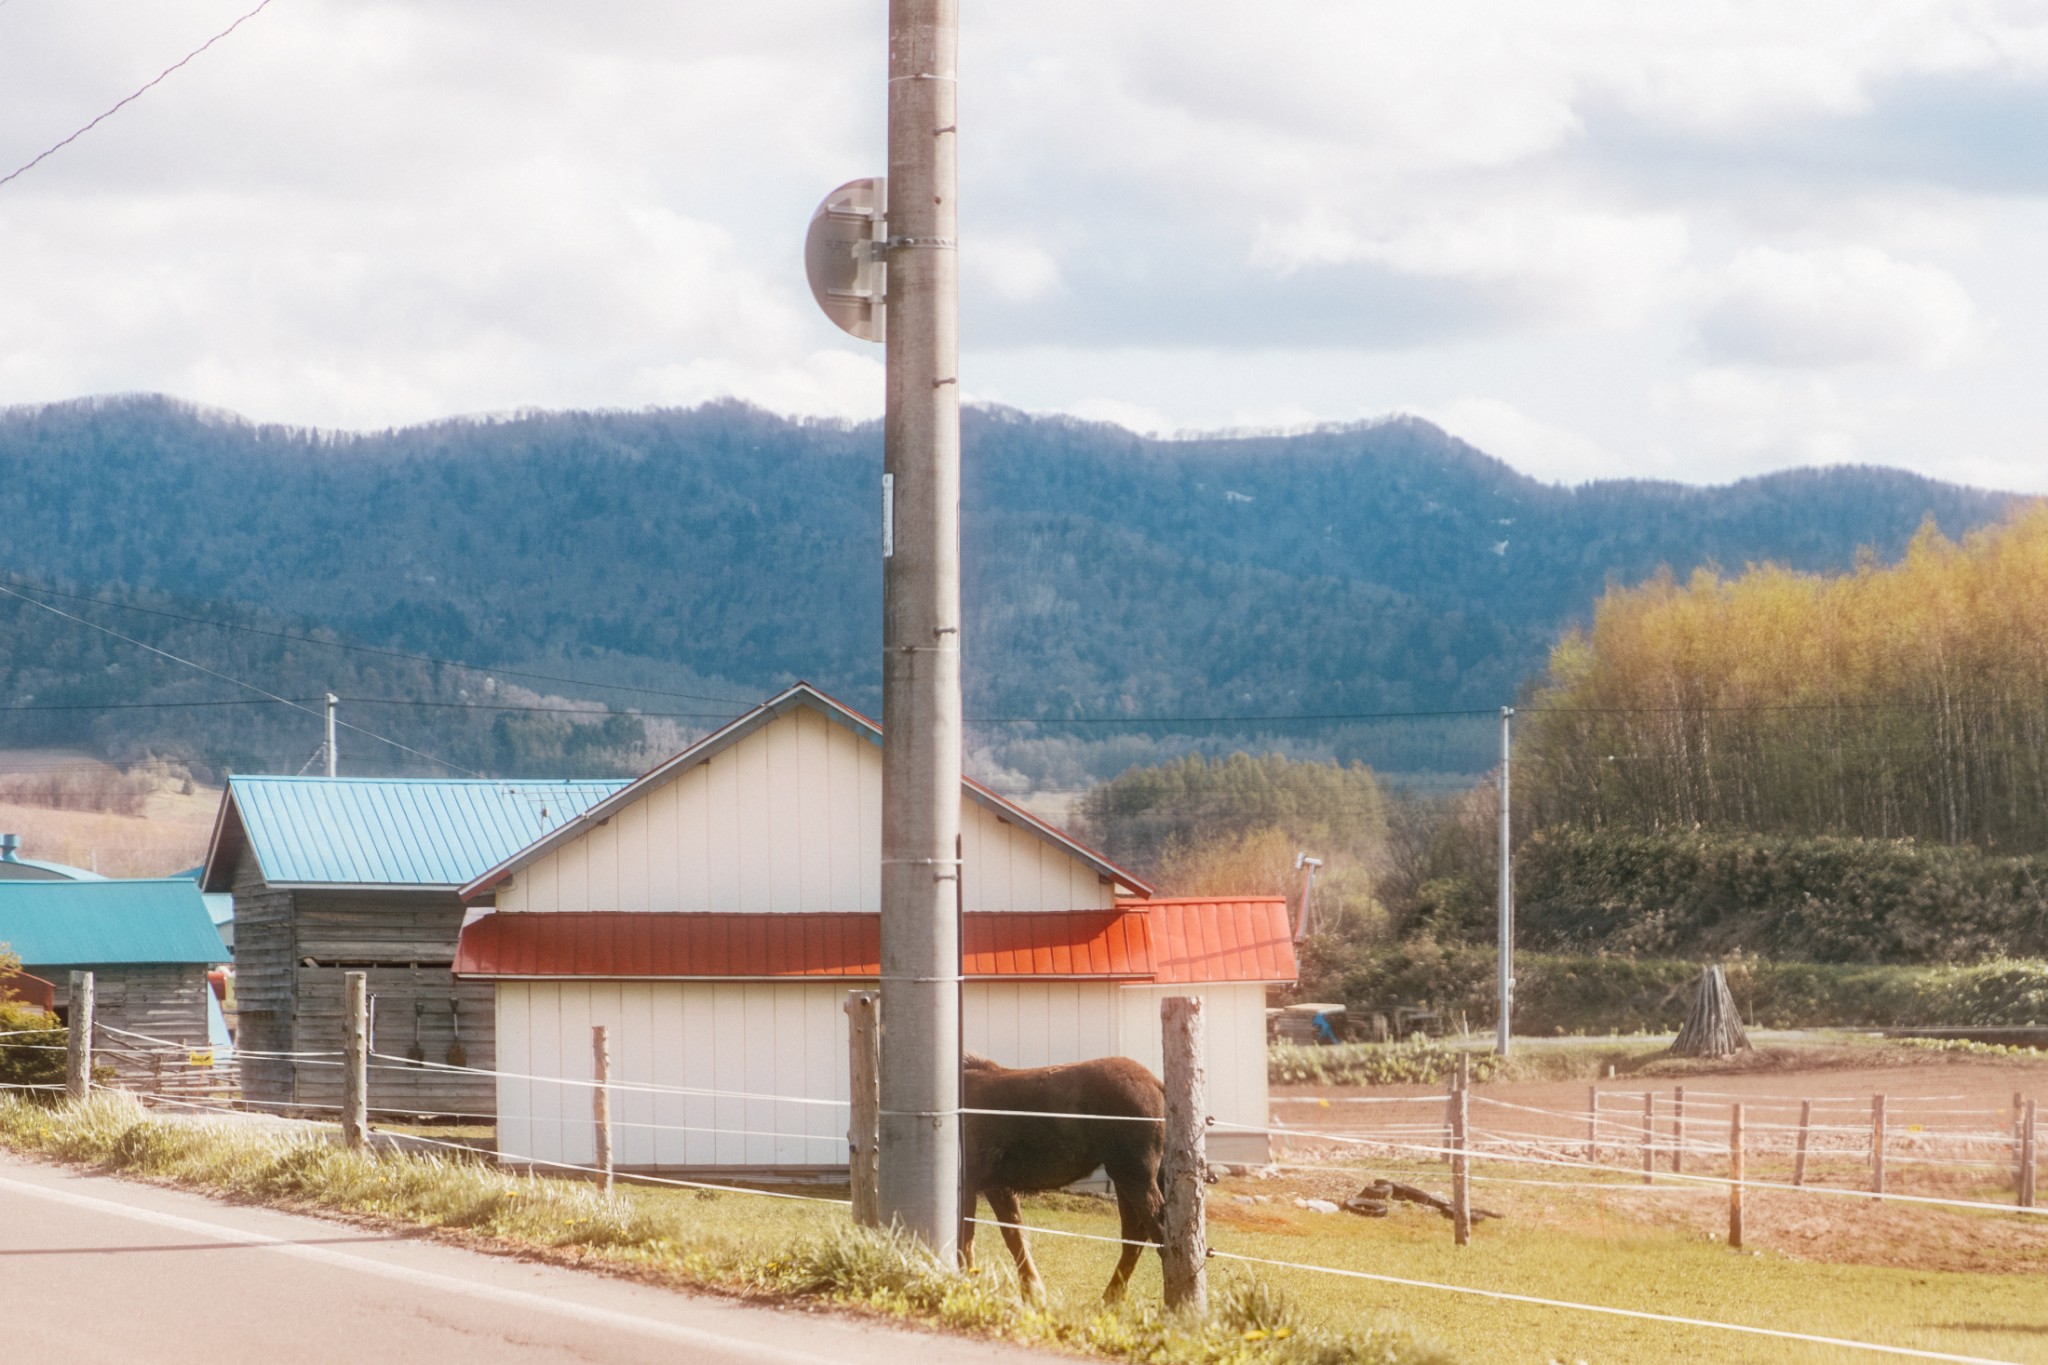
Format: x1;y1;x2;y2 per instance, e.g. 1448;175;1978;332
500;978;1268;1170
959;800;1114;911
497;706;1113;916
1116;984;1271;1163
496;981;852;1170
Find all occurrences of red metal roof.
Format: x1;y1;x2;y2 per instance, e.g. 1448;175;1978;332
455;910;1158;981
1128;897;1297;984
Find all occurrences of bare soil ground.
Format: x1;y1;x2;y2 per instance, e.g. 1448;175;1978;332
1270;1049;2048;1277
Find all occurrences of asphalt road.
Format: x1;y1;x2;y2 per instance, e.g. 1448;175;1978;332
0;1153;1050;1365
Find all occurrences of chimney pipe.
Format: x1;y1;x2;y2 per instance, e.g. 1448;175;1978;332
1;833;19;862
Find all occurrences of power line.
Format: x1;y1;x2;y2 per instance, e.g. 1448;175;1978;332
0;0;286;190
0;578;758;706
0;584;482;777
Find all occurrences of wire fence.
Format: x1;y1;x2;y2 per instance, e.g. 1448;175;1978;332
2;1030;2042;1364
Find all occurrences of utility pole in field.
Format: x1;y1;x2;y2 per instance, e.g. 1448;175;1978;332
325;692;339;777
803;0;962;1255
1496;706;1514;1056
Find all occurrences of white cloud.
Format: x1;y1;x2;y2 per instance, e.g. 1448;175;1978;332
1;0;2046;490
1693;245;1978;369
969;235;1065;305
1427;398;1626;484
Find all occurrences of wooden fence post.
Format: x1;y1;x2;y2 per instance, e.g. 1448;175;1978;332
2021;1098;2037;1210
2015;1092;2028;1193
1452;1052;1471;1247
1442;1063;1456;1165
1585;1084;1598;1160
592;1025;613;1192
1673;1086;1685;1174
1871;1094;1887;1198
1160;996;1208;1314
1793;1099;1811;1188
64;971;94;1100
1728;1102;1744;1250
342;970;368;1150
845;991;880;1228
1641;1091;1655;1185
2015;1088;2031;1178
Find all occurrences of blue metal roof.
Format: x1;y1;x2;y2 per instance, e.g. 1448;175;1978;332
0;878;225;966
0;855;107;882
215;777;630;888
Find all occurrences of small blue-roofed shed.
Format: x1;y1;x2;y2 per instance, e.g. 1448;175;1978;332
200;776;625;1117
0;878;226;1072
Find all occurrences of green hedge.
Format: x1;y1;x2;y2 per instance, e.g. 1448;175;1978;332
1308;943;2048;1035
1517;827;2048;964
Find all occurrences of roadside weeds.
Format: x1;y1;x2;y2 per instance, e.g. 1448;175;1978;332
0;1093;1449;1365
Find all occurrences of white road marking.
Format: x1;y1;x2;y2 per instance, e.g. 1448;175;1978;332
0;1171;839;1365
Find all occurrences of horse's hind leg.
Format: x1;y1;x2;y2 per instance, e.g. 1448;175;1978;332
1103;1159;1164;1303
1101;1179;1152;1303
986;1187;1044;1300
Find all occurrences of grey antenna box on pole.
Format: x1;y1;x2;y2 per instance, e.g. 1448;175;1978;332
805;177;888;342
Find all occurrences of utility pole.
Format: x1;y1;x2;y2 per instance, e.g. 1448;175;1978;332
325;692;339;778
1292;853;1323;945
876;0;962;1256
1496;706;1514;1057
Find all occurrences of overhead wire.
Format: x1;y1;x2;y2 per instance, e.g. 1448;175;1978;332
0;583;484;777
0;0;287;190
0;579;757;705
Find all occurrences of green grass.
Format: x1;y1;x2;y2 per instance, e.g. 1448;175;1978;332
1017;1168;2048;1365
0;1093;1445;1365
11;1092;2043;1363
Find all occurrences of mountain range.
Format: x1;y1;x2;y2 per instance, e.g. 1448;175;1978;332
0;395;2020;784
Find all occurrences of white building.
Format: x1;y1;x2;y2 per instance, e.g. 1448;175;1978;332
455;683;1293;1174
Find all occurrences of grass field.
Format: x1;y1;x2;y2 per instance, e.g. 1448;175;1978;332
1011;1171;2048;1364
0;750;220;875
5;1046;2044;1362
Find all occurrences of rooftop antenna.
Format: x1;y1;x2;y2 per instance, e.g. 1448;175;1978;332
325;692;338;778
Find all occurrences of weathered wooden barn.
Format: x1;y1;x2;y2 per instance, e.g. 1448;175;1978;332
0;878;225;1074
455;684;1295;1175
201;776;625;1118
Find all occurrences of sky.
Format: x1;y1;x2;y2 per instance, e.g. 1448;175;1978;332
1;1;2045;492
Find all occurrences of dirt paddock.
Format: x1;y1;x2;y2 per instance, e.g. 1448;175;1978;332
1267;1048;2048;1275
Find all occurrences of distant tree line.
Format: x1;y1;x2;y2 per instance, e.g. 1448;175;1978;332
1522;506;2048;851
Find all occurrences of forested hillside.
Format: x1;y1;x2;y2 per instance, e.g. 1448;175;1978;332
1523;507;2048;850
0;394;2018;781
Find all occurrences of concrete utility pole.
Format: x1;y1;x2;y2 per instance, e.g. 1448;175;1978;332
1496;706;1514;1056
325;692;339;778
876;0;962;1256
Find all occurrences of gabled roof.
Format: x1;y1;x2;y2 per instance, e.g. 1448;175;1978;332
453;899;1294;985
202;776;629;892
0;878;226;967
454;910;1155;981
457;682;1150;902
1128;897;1296;984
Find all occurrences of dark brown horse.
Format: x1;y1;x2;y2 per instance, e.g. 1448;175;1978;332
958;1052;1165;1301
